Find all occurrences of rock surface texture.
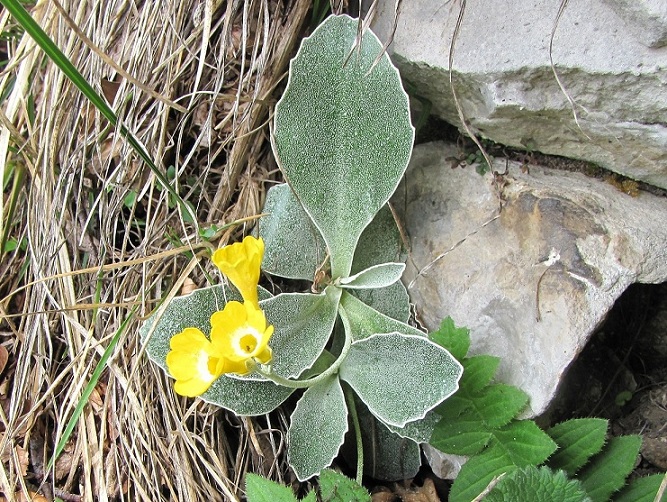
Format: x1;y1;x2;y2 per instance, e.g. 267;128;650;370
369;0;667;189
393;142;667;417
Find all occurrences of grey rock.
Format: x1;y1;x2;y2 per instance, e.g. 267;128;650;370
393;142;667;417
603;0;667;48
422;444;466;480
369;0;667;189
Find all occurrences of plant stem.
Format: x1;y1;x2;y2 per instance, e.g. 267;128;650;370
344;384;364;485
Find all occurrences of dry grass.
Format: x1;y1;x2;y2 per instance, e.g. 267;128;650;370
0;0;319;499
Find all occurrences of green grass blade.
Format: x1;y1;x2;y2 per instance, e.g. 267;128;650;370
0;160;25;252
47;307;137;471
0;0;195;222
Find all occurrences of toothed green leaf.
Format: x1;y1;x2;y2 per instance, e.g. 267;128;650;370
245;473;299;502
577;435;642;502
614;473;667;502
485;465;590;502
449;422;557;502
547;418;608;476
460;355;501;393
429;316;470;361
318;469;371;502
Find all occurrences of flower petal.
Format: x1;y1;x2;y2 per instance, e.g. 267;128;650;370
255;346;272;365
174;377;214;397
210;301;274;365
210;301;246;332
169;327;209;351
166;327;229;397
212;236;264;305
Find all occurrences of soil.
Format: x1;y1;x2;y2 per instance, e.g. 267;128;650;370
549;282;667;476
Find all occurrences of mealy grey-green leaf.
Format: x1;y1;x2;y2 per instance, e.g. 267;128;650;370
258;183;326;281
273;15;414;278
338;262;405;289
260;287;341;379
288;376;348;481
339;332;463;427
340;291;423;341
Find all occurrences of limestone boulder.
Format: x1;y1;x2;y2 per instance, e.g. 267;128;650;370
393;142;667;417
603;0;667;48
369;0;667;189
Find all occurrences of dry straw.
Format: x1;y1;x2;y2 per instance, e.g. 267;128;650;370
0;0;313;499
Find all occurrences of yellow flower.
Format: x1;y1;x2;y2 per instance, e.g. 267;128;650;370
211;301;273;372
166;327;246;397
212;235;264;306
166;236;273;397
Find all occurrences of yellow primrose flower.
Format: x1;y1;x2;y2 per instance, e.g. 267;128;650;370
166;327;246;397
212;235;264;306
211;300;273;372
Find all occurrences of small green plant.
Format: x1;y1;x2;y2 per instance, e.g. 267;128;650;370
429;318;666;502
141;14;463;483
245;469;370;502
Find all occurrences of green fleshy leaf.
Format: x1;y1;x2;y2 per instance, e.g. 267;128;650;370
578;435;642;502
288;376;348;481
338;262;405;289
614;473;667;502
485;465;591;502
349;203;410;321
245;473;299;502
340;291;422;341
351;281;410;322
204;350;336;417
141;285;236;370
273;14;414;278
429;317;470;361
339;332;463;427
140;285;291;415
460;355;501;393
318;469;371;502
350;200;410;318
261;287;341;379
547;418;608;476
258;183;327;281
